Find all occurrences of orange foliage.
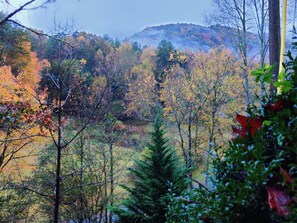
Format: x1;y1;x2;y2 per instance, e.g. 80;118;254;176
0;41;48;105
0;41;50;175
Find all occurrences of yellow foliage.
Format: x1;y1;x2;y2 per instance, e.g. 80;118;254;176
80;58;87;65
126;64;157;118
161;48;245;148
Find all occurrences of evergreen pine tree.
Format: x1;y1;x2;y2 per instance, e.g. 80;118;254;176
112;114;187;223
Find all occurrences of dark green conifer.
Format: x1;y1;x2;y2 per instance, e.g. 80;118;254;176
113;114;187;223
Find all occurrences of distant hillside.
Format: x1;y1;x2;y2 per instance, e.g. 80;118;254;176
127;23;259;55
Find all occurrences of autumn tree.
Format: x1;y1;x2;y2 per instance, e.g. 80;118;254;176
0;16;32;75
0;29;48;172
0;21;52;222
192;48;244;185
125;47;158;120
161;56;206;180
167;49;297;222
28;123;136;222
125;45;191;121
25;75;135;223
161;48;243;184
104;42;141;117
98;42;142;222
65;31;114;76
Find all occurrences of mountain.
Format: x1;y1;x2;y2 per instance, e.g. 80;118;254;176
127;23;259;55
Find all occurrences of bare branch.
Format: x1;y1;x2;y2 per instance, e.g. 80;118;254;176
6;19;74;47
61;182;104;196
61;86;108;148
0;134;46;143
185;175;210;192
12;184;53;199
0;0;37;27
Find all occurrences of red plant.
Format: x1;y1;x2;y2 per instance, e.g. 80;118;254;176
232;114;263;139
264;100;284;112
267;187;291;216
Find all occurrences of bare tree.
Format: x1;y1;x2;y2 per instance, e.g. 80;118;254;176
249;0;269;67
248;0;270;97
211;0;251;110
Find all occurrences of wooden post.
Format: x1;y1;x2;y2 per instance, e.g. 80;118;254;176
269;0;281;94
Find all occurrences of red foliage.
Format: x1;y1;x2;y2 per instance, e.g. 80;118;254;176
36;109;54;131
267;187;291;216
264;100;284;112
232;114;263;139
0;101;54;134
231;126;246;139
0;101;35;129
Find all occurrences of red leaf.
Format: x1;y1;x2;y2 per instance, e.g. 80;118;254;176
264;100;283;112
249;117;263;135
236;114;248;128
232;126;246;139
233;114;263;139
267;187;290;216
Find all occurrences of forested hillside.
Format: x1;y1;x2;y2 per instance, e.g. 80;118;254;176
128;23;259;54
0;0;296;223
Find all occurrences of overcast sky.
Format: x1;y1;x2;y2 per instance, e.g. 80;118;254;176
3;0;214;39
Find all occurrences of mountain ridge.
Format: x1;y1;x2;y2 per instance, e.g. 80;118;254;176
126;23;259;55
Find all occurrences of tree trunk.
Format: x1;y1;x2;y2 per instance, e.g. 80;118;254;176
108;124;114;223
269;0;280;94
187;111;193;188
205;109;216;186
103;147;108;223
79;133;84;222
242;0;250;110
54;80;63;223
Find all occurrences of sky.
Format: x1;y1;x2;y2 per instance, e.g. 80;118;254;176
3;0;214;39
